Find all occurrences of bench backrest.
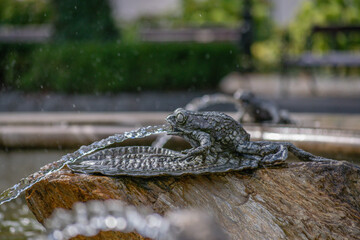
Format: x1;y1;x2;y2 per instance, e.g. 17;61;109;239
306;25;360;51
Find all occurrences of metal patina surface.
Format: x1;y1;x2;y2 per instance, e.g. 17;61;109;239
68;109;332;176
152;91;293;148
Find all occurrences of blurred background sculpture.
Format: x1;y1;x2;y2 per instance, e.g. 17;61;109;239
234;90;293;124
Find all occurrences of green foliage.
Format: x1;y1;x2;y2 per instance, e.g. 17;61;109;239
0;43;37;89
132;0;273;43
0;0;53;25
182;0;241;26
288;0;360;54
251;0;273;42
51;0;118;41
181;0;273;42
251;0;360;71
3;42;238;93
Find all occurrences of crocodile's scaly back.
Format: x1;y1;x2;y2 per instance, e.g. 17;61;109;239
68;146;262;176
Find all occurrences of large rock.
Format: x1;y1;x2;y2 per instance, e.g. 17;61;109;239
25;161;360;240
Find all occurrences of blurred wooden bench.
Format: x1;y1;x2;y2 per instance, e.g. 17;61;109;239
281;25;360;95
0;25;52;43
139;27;240;43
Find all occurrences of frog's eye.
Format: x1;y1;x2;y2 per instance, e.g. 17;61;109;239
176;112;186;124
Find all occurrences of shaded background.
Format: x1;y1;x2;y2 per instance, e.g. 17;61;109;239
0;0;359;113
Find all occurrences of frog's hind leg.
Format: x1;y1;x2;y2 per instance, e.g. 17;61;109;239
235;141;263;154
284;142;332;162
235;141;287;165
261;144;288;165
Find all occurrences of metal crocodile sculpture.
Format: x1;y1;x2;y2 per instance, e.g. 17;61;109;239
68;108;332;176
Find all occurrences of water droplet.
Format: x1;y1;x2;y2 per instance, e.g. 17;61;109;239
147;214;162;228
20;218;30;226
105;216;117;229
53;230;63;240
64;225;79;238
116;217;127;230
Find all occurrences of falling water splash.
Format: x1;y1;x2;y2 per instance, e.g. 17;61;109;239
152;94;243;148
0;124;170;206
40;200;228;240
43;200;173;240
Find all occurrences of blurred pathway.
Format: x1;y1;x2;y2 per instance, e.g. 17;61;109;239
0;90;359;113
1;74;360;113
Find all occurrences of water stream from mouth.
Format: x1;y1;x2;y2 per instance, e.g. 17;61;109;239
0;124;170;206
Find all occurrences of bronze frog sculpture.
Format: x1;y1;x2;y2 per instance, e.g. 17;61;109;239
68;109;332;176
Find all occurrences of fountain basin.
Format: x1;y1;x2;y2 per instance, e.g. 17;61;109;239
1;112;360;162
1;111;360;239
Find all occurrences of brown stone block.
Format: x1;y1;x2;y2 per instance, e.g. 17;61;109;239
26;161;360;240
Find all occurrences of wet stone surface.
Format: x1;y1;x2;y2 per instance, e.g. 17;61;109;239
25;160;360;240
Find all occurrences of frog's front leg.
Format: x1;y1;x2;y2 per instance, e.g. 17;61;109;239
182;131;211;159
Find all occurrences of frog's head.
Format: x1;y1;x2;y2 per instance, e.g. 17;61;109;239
166;108;192;135
234;90;255;105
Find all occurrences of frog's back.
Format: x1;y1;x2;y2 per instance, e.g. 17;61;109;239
200;111;250;142
221;115;250;142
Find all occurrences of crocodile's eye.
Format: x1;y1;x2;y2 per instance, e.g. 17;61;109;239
176;112;186;124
